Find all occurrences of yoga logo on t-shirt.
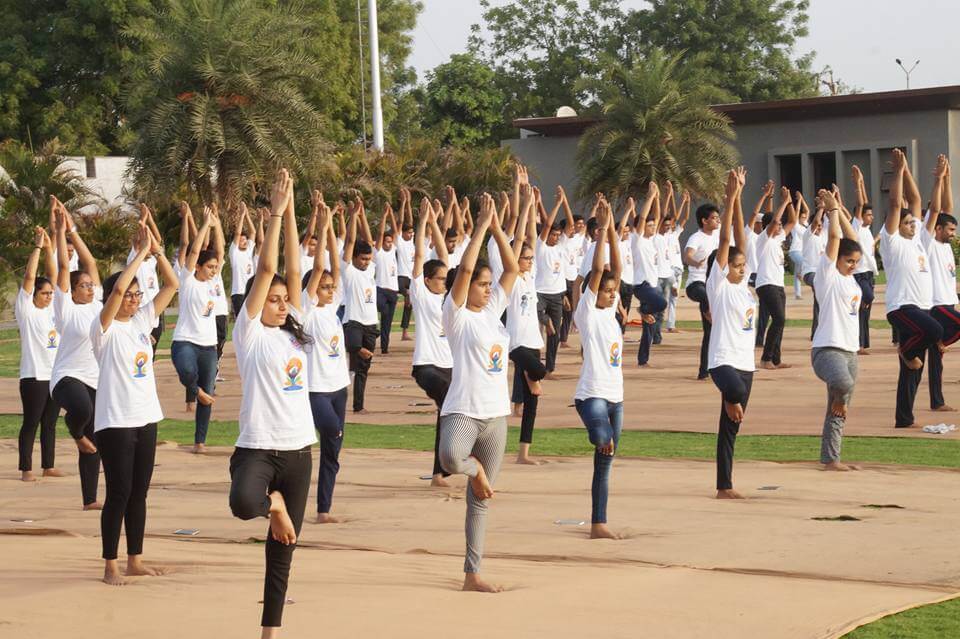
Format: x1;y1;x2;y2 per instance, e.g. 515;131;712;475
487;344;504;373
283;357;304;391
214;283;222;296
520;293;531;315
552;261;561;274
46;329;58;349
949;262;956;277
743;308;755;332
850;295;860;316
328;335;341;358
133;351;149;378
245;263;252;275
364;288;373;303
202;300;214;317
609;342;621;367
138;332;150;346
918;255;928;272
148;277;156;290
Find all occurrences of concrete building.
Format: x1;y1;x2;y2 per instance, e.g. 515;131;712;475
61;156;135;211
504;85;960;229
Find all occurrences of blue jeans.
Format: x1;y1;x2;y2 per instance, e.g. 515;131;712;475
575;398;624;524
171;340;218;444
309;388;348;514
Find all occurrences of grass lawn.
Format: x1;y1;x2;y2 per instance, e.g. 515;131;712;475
842;597;960;638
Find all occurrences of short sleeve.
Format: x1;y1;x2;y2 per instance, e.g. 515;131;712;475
14;288;30;322
488;283;509;316
134;302;156;334
575;287;597;325
441;293;465;337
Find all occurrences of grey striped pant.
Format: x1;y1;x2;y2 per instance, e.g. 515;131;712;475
438;413;507;573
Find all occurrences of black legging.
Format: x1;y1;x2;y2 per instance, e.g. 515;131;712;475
412;364;452;477
685;281;711;379
538;291;564;372
97;423;157;560
888;306;944;427
397;276;413;330
709;366;754;490
215;314;228;362
18;378;59;472
756;284;786;365
344;321;378;411
229;446;312;628
509;346;547;444
52;377;100;505
854;272;874;349
376;287;399;354
560;279;575;343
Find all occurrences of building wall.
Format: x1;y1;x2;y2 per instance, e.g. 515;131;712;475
62;156;134;211
503;136;583;212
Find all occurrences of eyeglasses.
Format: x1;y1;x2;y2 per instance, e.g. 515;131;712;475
123;291;144;300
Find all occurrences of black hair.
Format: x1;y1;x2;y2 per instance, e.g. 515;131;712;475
549;221;564;233
838;238;862;258
69;269;90;290
598;267;618;291
384;230;395;239
443;260;491;300
102;272;138;304
760;212;774;230
402;224;414;232
241;274;314;346
936;213;958;228
444;228;458;240
33;276;53;296
862;203;873;213
573;215;583;223
354;240;373;256
423;258;447;280
301;268;334;292
695;203;720;228
706;246;745;280
586;217;599;237
197;249;218;269
239;230;249;238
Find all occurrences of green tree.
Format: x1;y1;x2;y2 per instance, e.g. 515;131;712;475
576;51;738;202
423;54;503;147
123;0;331;208
627;0;818;102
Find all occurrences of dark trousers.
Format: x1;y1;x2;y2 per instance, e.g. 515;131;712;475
709;366;753;490
854;272;875;349
229;446;312;628
18;377;59;472
97;423;157;560
686;281;711;378
618;282;635;330
376;287;399;353
412;365;452;477
397;276;413;330
171;340;218;443
344;321;378;411
509;346;547;443
150;312;164;359
538;291;564;371
309;388;347;513
888;306;944;427
803;273;820;341
927;305;960;409
560;279;575;343
216;314;227;361
756;285;786;364
634;282;667;365
755;295;770;347
232;293;245;319
52;377;100;505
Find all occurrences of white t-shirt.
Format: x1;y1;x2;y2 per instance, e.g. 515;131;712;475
534;238;567;294
302;290;350;393
921;227;959;307
562;233;586;280
754;230;786;288
172;272;218;346
55;248;79;273
233;306;317;450
852;220;878;275
410;275;452;368
579;241;609;278
15;288;57;380
655;233;673;279
573;287;623;403
812;255;861;352
802;227;826;276
619;238;635;285
212;270;228;315
91;304;164;431
486;235;504;282
229;241;256;296
395;236;415;278
341;262;378;325
744;227;759;274
685;230;719;284
507;272;544;350
432;239;467;269
879;227;933;312
299;246;315;277
631;233;659;287
127;249;161;328
789;224;806;254
51;287;102;390
440;285;511;419
374;246;399;290
706;262;757;372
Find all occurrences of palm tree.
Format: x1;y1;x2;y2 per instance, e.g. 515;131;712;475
576;50;738;203
123;0;331;209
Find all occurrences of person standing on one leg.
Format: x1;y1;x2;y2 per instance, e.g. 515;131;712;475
664;190;690;334
880;149;942;429
631;183;668;366
341;199;379;414
616;211;635;331
684;203;722;379
230;202;258;318
534;186;567;378
653;181;679;344
374;203;401;355
395;186;416;342
850;167;878;354
558;189;584;347
788;206;808;300
756;187;798;370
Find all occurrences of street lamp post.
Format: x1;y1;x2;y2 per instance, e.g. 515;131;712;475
895;58;920;89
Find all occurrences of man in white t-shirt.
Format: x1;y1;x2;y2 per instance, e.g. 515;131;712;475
535;191;569;375
229;203;257;318
374;206;401;355
684;203;721;379
342;203;379;413
755;187;797;370
560;215;587;345
630;185;667;366
851;165;878;354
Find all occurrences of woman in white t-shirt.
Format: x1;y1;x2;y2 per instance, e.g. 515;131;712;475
16;225;60;482
810;196;864;471
755;186;797;370
438;194;518;594
171;206;220;453
706;169;755;500
227;170;316;637
50;203;104;508
93;221;178;586
302;205;350;524
788;200;809;300
573;201;625;540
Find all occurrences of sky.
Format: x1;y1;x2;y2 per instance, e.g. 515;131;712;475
407;0;960;97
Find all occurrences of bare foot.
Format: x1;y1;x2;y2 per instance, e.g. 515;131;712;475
42;467;66;477
559;341;570;348
760;361;777;370
516;455;540;465
358;347;374;360
937;340;948;354
353;408;369;415
723;401;744;423
462;572;503;593
857;348;870;355
932;404;957;412
524;372;543;396
316;512;343;524
126;555;167;577
268;491;297;545
544;372;560;381
666;327;681;333
20;470;36;482
468;460;494;500
590;523;624;540
103;560;127;586
642;313;656;324
401;331;412;341
775;362;792;369
76;436;97;454
197;388;215;406
192;443;207;454
822;461;861;471
83;501;103;511
830;401;847;419
430;474;451;487
716;489;745;499
185;401;195;414
511;403;522;418
899;351;923;370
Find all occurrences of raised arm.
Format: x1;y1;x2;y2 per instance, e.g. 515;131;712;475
341;201;360;263
677;190;691;229
491;195;520;294
141;203;163;246
586;204;611;294
184;208;213;273
449;199;494;308
605;203;622;284
358;199;374;245
852;165;865;221
302;192;320;250
765;187;791;237
412;200;432;278
781;187;798;237
178;201;193;265
100;225;149;331
233;201;248;244
927;154;948;234
150;226;179;315
462;197;474;238
376;203;392;250
558;186;575;236
22;227;46;294
211;204;226;264
886;149;906;234
732;167;747;251
305;205;332;300
716;171;739;270
283;178;302;312
245;170;292;320
619;196;636;236
254;207;266;256
945;157;954;214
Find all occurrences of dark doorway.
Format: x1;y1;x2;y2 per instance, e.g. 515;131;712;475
811;152;837;191
778;155;802;195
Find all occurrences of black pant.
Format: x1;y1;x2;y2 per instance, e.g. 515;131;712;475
150;311;164;359
52;378;100;505
634;282;667;365
854;272;874;349
509;346;547;444
309;388;348;513
538;291;564;372
709;366;753;490
412;365;452;476
756;285;786;364
232;293;245;319
803;272;820;340
686;281;711;378
888;306;944;427
617;282;634;331
229;446;312;628
344;321;378;411
560;279;575;342
215;314;228;362
97;423;157;560
18;378;59;472
927;305;960;409
397;276;413;330
376;287;399;353
755;293;769;347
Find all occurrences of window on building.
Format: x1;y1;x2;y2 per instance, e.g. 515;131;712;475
811;152;837;191
778;155;802;195
85;157;97;179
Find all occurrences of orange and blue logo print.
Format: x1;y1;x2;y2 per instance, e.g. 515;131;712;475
364;288;373;303
328;335;341;358
552;260;561;273
918;254;928;272
849;294;860;316
283;357;304;391
202;300;214;317
46;329;58;349
133;351;149;378
743;308;755;332
609;341;621;367
487;344;504;373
